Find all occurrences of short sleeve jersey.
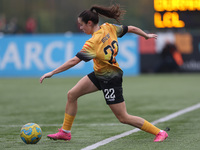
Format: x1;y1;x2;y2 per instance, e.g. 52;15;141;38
76;23;128;78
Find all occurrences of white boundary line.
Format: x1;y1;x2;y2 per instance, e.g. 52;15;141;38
81;103;200;150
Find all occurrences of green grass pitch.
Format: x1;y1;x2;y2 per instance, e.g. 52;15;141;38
0;74;200;150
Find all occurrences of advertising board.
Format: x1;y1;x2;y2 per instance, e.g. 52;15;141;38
0;34;139;77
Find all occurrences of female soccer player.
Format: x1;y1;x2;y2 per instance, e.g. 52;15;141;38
40;4;168;142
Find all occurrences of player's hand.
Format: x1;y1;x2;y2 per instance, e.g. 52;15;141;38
40;72;53;83
145;34;157;40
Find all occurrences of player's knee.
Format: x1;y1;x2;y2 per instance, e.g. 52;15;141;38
67;90;77;102
117;116;129;124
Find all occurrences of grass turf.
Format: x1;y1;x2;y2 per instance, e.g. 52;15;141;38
0;73;200;150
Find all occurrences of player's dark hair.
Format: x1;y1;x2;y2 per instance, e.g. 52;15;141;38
78;4;126;24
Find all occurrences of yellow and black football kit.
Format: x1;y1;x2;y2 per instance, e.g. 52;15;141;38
76;23;128;104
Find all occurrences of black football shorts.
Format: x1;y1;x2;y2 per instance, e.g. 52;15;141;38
88;71;124;105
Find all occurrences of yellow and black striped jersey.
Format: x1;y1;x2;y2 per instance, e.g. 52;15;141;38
76;23;128;78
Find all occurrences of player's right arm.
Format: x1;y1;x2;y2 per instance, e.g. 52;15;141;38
40;56;81;83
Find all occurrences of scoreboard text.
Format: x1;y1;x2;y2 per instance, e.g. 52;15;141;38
154;0;200;28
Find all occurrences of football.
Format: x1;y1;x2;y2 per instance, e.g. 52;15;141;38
20;123;42;144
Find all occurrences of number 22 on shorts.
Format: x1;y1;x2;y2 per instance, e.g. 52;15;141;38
104;88;116;101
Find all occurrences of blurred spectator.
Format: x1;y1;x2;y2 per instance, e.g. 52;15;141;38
0;14;6;33
4;17;19;34
154;41;184;73
25;17;37;33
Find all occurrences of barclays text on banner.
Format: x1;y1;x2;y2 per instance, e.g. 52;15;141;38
0;34;139;77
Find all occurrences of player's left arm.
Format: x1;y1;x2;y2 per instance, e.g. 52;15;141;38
128;26;157;40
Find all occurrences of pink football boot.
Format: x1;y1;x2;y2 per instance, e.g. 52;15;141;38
154;130;168;142
47;128;71;141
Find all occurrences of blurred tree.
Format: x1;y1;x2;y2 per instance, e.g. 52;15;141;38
0;0;155;33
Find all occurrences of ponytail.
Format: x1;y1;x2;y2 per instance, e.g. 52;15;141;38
79;4;126;24
90;4;126;23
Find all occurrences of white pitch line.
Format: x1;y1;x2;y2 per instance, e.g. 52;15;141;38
81;103;200;150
